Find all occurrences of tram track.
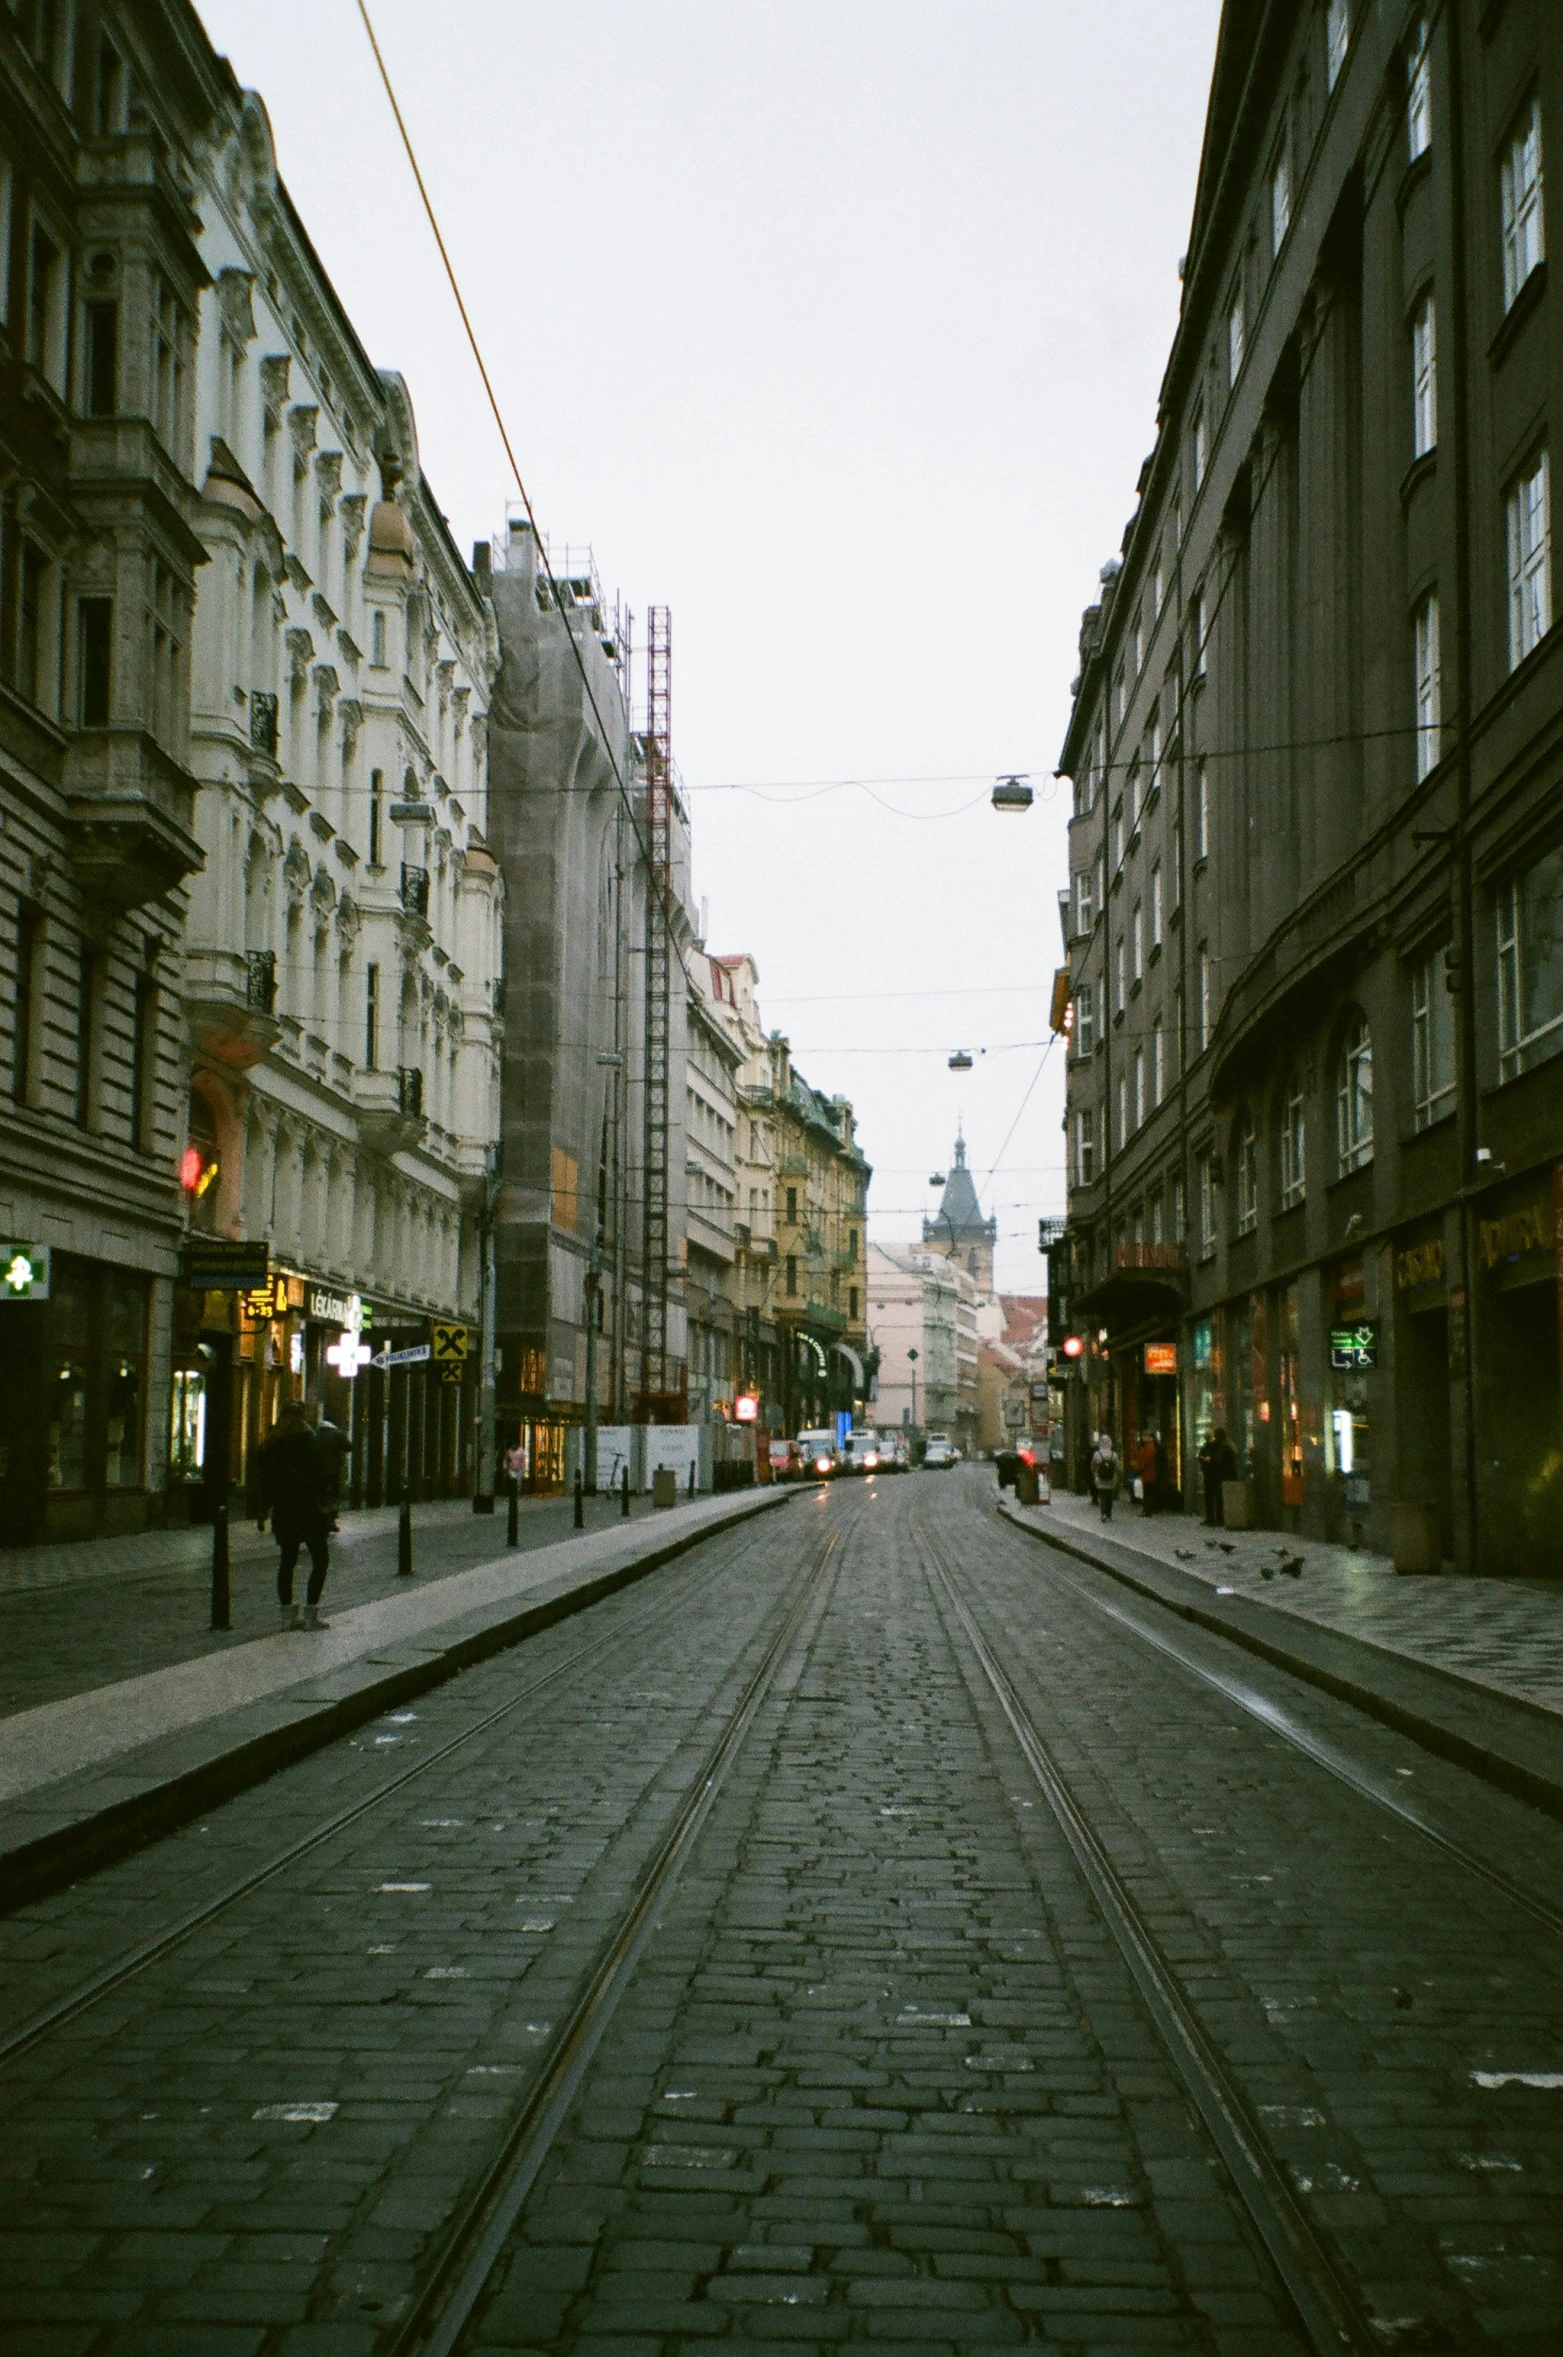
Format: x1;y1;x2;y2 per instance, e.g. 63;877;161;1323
913;1499;1375;2357
990;1503;1563;1941
0;1494;813;2073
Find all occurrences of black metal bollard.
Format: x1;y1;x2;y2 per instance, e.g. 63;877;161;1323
574;1468;584;1530
621;1464;631;1518
688;1458;697;1500
397;1492;414;1578
507;1475;519;1547
210;1496;231;1631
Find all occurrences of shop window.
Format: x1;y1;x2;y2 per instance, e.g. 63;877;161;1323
46;1256;92;1494
1410;950;1455;1127
1497;841;1563;1079
1278;1068;1306;1208
103;1270;145;1487
1336;1016;1373;1173
169;1366;206;1486
1233;1109;1258;1233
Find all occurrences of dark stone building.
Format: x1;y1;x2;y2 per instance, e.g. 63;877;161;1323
1056;0;1563;1574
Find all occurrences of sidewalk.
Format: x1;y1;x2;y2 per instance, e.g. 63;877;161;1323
998;1482;1563;1818
0;1490;675;1722
0;1485;790;1909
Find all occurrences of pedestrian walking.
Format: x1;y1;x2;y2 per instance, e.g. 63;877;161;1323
1197;1425;1237;1526
255;1400;334;1630
1090;1432;1120;1522
1130;1430;1159;1515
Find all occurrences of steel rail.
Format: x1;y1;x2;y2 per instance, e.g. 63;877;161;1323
0;1514;794;2071
1000;1512;1563;1939
914;1505;1373;2357
384;1516;847;2357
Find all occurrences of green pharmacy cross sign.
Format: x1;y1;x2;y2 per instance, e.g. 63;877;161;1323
1;1244;51;1302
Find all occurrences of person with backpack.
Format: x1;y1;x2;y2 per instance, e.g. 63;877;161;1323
255;1399;334;1630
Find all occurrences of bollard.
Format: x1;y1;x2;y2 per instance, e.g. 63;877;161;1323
210;1496;231;1631
507;1474;519;1547
688;1458;697;1499
621;1464;631;1518
397;1492;414;1578
574;1467;584;1530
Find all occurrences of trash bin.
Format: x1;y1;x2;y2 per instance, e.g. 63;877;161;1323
1015;1462;1040;1506
1392;1500;1441;1573
652;1467;678;1509
1222;1480;1254;1530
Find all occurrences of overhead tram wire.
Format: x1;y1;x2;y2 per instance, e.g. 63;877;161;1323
352;0;686;981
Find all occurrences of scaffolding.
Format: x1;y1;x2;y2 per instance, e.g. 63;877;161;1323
640;604;674;1407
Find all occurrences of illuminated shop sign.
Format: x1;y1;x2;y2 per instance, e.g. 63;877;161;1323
1143;1343;1178;1376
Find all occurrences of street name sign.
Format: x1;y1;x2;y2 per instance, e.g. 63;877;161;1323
370;1342;432;1371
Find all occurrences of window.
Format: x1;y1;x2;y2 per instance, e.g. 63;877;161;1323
1406;20;1431;161
77;596;112;727
1113;937;1126;1015
1112;662;1126;729
1172;1170;1187;1240
785;1253;798;1296
151;279;185;453
12;904;40;1104
1130;901;1143;983
1190;584;1207;675
1271;146;1291;254
149;562;182;743
1133;1048;1146;1129
1150;557;1163;619
1197;944;1211;1048
1336;1016;1373;1172
25;216;66;391
95;36;127;136
785;1185;798;1224
1195;759;1209;859
1413;593;1441;779
365;962;380;1069
1075;868;1094;935
76;946;101;1129
1151;1014;1164;1108
1111;799;1124;868
84;297;118;417
1279;1069;1306;1207
1075;979;1095;1055
1234;1110;1258;1234
1506;451;1552;668
1500;98;1545;312
849;1288;858;1322
130;966;154;1152
1227;287;1246;386
1497;842;1563;1080
1132;607;1144;674
17;540;55;711
1116;1074;1129;1149
1411;294;1437;456
1325;0;1349;92
371;607;387;668
1193;405;1208;491
369;769;384;865
1150;863;1163;947
1074;1106;1095;1186
1410;950;1455;1128
1197;1153;1217;1259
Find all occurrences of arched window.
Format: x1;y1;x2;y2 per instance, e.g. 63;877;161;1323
1233;1108;1258;1235
1336;1015;1373;1173
1278;1067;1307;1209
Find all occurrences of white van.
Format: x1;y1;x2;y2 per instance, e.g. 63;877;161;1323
839;1428;885;1475
796;1428;838;1478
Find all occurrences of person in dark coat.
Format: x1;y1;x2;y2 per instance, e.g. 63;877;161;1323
312;1409;350;1529
255;1400;333;1629
1197;1426;1237;1526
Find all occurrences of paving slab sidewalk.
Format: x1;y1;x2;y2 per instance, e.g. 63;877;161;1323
0;1484;791;1909
997;1483;1563;1818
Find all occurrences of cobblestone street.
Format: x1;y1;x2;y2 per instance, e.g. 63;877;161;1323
3;1471;1562;2353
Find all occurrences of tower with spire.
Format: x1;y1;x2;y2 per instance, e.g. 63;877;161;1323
923;1126;997;1295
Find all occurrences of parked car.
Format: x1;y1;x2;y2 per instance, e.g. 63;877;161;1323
796;1428;839;1478
839;1427;885;1475
922;1433;958;1470
769;1437;805;1482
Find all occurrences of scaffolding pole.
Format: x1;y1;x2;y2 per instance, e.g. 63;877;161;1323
641;605;673;1406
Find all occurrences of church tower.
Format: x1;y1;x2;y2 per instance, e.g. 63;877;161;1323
922;1128;997;1295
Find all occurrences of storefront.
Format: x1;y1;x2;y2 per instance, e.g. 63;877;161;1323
0;1249;154;1546
1322;1257;1374;1541
1393;1219;1453;1561
1474;1166;1562;1576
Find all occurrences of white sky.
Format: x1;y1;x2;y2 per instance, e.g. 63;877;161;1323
199;0;1222;1290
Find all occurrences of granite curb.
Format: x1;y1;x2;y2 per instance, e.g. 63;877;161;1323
995;1494;1563;1823
0;1486;791;1914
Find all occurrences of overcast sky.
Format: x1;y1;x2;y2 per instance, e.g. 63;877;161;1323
199;0;1222;1290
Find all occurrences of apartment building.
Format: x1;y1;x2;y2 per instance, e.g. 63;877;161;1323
1057;0;1563;1572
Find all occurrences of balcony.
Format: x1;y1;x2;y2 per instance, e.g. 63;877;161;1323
183;948;280;1070
63;729;204;916
354;1064;425;1153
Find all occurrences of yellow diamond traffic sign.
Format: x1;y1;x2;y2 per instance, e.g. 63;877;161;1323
431;1321;469;1364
